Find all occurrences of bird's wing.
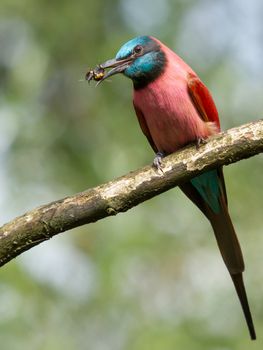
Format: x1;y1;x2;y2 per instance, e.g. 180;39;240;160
187;72;227;201
187;72;220;129
133;102;158;153
184;74;255;339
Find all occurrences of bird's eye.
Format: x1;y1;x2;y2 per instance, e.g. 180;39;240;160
133;45;143;55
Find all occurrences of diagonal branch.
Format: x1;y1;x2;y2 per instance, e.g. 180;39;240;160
0;120;262;267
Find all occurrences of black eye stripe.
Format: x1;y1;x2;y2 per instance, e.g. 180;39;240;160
133;45;143;54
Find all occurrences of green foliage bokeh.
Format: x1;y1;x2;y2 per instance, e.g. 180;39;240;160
0;0;262;349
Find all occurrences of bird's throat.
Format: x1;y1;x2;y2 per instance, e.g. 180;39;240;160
132;51;166;90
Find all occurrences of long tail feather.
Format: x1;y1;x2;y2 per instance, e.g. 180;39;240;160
211;208;256;339
209;202;244;275
180;168;256;339
231;273;256;340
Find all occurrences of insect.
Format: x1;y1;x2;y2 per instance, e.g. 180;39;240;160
85;65;105;82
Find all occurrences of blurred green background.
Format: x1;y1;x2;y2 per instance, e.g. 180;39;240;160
0;0;262;349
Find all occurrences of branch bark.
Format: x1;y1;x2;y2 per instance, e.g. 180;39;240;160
0;120;262;267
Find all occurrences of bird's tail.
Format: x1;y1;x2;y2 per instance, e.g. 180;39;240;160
180;168;256;340
209;206;256;340
231;274;256;340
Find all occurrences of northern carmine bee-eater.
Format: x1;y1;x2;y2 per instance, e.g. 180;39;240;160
87;36;256;340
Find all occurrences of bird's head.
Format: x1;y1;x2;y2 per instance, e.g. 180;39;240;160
99;36;166;89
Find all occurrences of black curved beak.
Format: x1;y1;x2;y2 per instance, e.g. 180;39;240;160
97;57;133;84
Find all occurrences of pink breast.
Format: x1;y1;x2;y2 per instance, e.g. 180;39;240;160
133;74;211;153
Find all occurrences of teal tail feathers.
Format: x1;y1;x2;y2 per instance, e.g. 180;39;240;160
180;168;256;340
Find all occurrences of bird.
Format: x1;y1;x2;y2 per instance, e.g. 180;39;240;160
95;35;256;340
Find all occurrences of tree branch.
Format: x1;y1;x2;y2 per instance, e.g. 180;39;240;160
0;120;262;267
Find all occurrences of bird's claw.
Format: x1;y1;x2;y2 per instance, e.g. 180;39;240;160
196;137;207;149
153;151;165;171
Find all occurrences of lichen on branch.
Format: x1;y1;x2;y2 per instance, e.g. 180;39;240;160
0;120;262;267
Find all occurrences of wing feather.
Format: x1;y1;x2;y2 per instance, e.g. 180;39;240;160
187;73;220;130
133;102;158;153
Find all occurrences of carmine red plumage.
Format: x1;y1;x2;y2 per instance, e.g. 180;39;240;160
132;38;255;339
133;38;220;153
96;35;256;340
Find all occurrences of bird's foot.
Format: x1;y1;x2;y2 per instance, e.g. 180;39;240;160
153;151;166;171
196;137;207;149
